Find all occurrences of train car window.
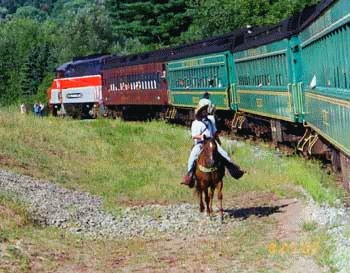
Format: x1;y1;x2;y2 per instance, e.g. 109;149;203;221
147;78;151;90
235;52;288;87
204;76;208;88
149;73;152;89
144;73;148;90
127;74;130;86
192;70;196;87
208;79;215;87
199;78;203;88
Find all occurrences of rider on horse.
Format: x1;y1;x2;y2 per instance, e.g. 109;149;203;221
182;96;245;186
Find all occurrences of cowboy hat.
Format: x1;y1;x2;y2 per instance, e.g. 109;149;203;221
195;98;212;116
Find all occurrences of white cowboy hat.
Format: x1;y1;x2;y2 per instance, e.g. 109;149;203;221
195;98;212;116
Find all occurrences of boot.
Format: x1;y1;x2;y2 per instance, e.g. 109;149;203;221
226;162;245;179
219;156;245;179
181;169;195;188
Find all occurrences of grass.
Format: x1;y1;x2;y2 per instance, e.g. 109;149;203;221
302;221;319;231
226;140;343;205
0;108;193;209
0;107;344;209
0;106;347;272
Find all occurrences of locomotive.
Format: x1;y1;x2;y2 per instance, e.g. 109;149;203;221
48;0;350;188
48;55;105;118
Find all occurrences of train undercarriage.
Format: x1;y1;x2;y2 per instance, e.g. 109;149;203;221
106;105;168;121
231;112;350;191
50;103;95;119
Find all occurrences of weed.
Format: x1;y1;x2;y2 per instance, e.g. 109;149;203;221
343;224;350;239
7;245;21;257
0;229;10;242
302;221;319;231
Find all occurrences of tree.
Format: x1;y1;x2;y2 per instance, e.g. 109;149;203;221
110;0;192;46
53;2;114;61
178;0;322;42
0;17;57;104
14;5;49;22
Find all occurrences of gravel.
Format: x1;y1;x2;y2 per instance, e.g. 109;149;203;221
0;169;233;241
1;167;350;271
299;187;350;273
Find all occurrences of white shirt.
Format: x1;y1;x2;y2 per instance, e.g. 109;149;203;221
20;104;27;114
191;115;217;144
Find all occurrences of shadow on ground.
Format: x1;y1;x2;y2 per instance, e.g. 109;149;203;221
224;204;288;220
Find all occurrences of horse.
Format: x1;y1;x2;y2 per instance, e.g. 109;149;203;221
194;136;226;222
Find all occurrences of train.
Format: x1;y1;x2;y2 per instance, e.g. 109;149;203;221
47;54;105;118
48;0;350;188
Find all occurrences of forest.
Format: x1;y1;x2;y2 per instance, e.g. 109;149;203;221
0;0;320;105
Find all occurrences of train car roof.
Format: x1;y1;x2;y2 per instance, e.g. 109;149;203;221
102;47;173;70
234;3;319;52
56;61;72;73
102;30;246;70
56;55;105;73
167;29;245;60
56;55;106;78
298;0;337;32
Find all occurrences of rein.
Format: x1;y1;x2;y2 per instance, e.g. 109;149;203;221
198;164;218;173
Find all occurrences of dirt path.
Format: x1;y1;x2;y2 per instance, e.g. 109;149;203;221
111;190;330;273
1;166;332;272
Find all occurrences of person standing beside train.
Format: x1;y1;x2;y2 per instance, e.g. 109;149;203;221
20;102;27;114
33;102;41;116
39;102;45;116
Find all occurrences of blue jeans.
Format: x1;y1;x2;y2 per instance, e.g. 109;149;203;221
187;142;233;172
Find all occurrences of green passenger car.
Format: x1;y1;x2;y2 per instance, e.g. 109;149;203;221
166;51;235;111
233;38;303;123
300;0;350;157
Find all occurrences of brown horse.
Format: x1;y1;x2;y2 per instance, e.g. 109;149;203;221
194;136;225;221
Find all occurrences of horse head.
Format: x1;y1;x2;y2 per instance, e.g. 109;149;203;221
201;136;219;168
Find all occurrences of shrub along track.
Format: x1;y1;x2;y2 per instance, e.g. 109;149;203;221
1;167;350;272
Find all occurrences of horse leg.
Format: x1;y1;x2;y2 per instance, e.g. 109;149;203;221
204;188;211;217
217;180;224;223
209;187;214;215
198;190;205;213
